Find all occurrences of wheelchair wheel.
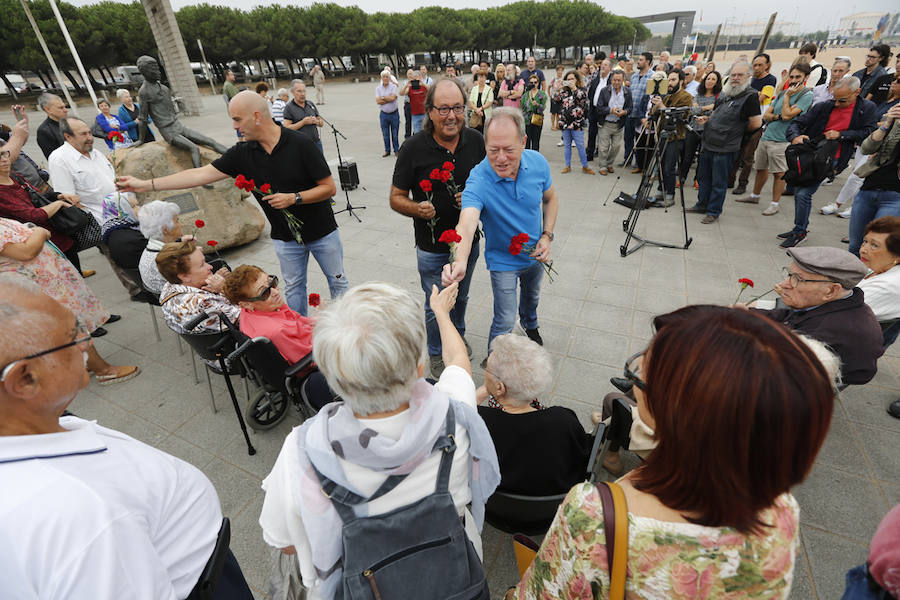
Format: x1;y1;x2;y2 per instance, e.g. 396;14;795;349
246;387;288;430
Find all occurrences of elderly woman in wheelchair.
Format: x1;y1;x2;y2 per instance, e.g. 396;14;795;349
476;333;594;496
156;239;238;334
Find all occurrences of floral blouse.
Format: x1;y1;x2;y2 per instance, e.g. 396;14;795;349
520;90;548;120
159;281;240;334
516;483;799;600
553;87;589;130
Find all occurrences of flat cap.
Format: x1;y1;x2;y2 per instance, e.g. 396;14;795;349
787;246;868;289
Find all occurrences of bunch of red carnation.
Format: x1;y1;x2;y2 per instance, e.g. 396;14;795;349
235;175;303;243
430;161;460;199
508;233;558;282
107;130;125;143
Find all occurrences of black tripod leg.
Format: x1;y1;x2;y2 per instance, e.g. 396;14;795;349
219;355;256;456
673;143;693;249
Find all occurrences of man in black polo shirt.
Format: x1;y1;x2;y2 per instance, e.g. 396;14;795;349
36;93;68;159
390;79;485;377
117;91;346;316
283;79;324;153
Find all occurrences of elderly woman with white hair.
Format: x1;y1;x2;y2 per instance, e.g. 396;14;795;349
116;88;154;143
259;281;499;600
137;200;190;295
477;334;593;496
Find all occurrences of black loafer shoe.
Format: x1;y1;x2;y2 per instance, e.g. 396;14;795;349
524;327;544;346
888;399;900;419
91;327;108;338
106;314;122;324
610;377;633;394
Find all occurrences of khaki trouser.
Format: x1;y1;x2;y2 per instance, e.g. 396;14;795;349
597;121;623;168
315;83;325;104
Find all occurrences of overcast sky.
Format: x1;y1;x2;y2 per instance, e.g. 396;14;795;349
71;0;897;35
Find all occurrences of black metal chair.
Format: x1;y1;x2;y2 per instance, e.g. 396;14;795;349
484;421;606;536
595;395;636;475
179;320;256;456
188;517;230;600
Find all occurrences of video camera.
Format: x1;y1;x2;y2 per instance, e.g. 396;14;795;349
657;106;692;134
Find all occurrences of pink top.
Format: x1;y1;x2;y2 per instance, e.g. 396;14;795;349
239;304;314;364
501;78;525;108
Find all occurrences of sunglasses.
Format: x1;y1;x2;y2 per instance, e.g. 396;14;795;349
0;319;91;382
246;275;278;302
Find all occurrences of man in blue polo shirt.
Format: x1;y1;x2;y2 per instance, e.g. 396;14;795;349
442;107;559;367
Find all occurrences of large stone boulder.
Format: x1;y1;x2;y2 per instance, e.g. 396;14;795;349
111;142;265;252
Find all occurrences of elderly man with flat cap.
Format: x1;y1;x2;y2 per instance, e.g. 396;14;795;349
751;246;884;385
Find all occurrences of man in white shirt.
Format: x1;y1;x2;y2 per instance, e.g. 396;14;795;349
48;116;143;297
684;65;700;96
813;58;852;105
0;274;254;600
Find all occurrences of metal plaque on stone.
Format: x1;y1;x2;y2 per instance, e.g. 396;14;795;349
164;192;199;214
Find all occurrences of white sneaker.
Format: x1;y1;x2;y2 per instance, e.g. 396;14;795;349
762;203;779;216
557;140;564;147
838;207;852;218
819;202;841;215
571;142;577;147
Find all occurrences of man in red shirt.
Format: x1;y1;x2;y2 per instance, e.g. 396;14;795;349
780;77;879;248
401;72;429;134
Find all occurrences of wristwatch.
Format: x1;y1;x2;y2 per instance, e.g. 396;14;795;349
294;192;302;205
541;230;554;242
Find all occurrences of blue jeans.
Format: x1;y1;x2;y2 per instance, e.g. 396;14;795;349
379;110;400;153
562;129;588;168
697;149;737;217
412;113;425;133
488;261;544;350
623;116;636;165
848;189;900;255
661;139;682;196
791;180;824;235
841;564;882;600
272;230;349;316
417;242;480;356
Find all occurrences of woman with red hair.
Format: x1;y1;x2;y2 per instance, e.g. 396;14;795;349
511;305;836;599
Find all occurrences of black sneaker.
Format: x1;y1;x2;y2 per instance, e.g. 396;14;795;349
779;231;807;248
776;230;794;239
524;327;544;346
732;185;747;195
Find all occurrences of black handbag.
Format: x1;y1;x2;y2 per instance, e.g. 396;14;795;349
71;213;102;252
11;173;90;235
783;137;839;187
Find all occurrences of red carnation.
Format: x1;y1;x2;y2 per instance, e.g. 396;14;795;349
438;229;462;244
246;178;256;191
260;183;272;194
235;174;248;190
436;170;450;183
429;168;442;180
107;130;123;142
419;179;433;193
206;240;218;247
509;242;522;256
194;219;205;228
738;278;754;288
442;161;455;171
513;233;530;244
308;293;321;307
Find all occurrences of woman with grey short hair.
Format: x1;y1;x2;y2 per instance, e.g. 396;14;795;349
477;333;593;496
259;281;500;600
137;200;186;295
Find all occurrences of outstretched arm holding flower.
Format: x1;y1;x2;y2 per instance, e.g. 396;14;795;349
116;164;227;193
442;207;480;286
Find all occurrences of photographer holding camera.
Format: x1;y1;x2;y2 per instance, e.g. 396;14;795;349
647;69;694;208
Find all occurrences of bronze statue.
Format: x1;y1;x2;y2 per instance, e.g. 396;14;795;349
135;55;229;168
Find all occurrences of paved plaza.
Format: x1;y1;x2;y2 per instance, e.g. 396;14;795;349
15;78;898;598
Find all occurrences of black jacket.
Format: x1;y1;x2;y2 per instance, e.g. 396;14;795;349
36;117;65;160
754;288;883;385
592;85;633;127
785;98;880;175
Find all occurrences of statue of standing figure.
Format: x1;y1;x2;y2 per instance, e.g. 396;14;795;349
135;55;229;168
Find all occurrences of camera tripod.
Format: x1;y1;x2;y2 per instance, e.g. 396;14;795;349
323;116;366;222
617;126;693;257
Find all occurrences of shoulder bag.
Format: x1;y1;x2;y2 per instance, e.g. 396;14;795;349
595;481;629;600
506;482;629;600
11;173;89;235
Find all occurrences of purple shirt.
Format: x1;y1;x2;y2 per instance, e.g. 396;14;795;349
376;82;399;113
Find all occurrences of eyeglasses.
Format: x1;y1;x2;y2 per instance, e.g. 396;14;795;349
433;105;465;116
866;54;880;60
624;351;646;391
0;150;10;159
246;275;278;302
781;267;835;287
0;319;91;382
